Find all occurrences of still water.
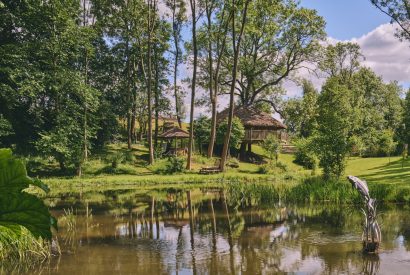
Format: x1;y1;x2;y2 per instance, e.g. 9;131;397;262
22;188;410;274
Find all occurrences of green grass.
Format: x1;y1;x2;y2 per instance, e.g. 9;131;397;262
26;143;410;203
0;227;51;273
346;156;409;184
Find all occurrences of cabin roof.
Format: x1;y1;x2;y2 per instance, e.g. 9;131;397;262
217;106;286;129
158;127;190;139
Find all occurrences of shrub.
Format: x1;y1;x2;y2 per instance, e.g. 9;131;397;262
104;152;125;169
261;134;281;164
257;164;271;174
216;117;245;149
164;156;185;174
294;137;317;169
226;158;240;168
276;161;288;172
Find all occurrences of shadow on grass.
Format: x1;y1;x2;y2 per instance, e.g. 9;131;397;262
357;158;410;184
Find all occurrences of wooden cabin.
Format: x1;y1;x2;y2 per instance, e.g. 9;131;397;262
217;106;287;153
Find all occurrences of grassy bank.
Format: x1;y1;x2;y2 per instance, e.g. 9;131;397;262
27;143;410;204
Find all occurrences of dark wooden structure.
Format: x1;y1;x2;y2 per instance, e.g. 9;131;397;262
217;106;287;156
158;127;190;156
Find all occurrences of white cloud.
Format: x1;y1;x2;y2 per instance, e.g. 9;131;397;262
287;23;410;98
354;23;410;84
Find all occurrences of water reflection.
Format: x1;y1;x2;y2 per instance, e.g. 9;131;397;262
18;189;410;274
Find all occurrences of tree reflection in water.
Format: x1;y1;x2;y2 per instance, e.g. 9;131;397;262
23;188;410;274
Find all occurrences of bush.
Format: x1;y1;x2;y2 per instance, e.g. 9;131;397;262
226;158;240;168
257;164;271;174
294;137;317;169
164;156;185;174
104;152;125;169
261;134;281;163
276;161;288;172
216;117;245;149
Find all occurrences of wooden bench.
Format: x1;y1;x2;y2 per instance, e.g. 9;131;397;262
199;166;221;174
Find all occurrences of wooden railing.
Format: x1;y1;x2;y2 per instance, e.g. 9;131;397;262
244;130;288;142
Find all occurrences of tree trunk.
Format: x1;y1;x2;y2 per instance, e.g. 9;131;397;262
154;47;160;148
220;0;250;171
208;4;230;158
205;1;214;158
208;95;217;158
147;0;155;164
186;0;197;170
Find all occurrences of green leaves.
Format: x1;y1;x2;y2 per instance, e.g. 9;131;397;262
0;193;53;239
0;148;55;239
0;149;32;193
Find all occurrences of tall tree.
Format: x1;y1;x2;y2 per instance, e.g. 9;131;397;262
220;0;325;113
147;0;156;164
315;77;353;179
197;0;232;158
186;0;200;170
283;80;318;138
319;42;364;82
220;0;251;171
166;0;187;128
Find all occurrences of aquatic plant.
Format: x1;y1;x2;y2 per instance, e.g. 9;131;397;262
0;148;56;265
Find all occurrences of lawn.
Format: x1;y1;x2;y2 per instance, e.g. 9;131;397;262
28;142;410;202
345;156;410;185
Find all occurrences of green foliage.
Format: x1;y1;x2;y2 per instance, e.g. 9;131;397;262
257;164;271;174
377;129;397;157
194;115;211;151
319;42;363;81
261;134;281;163
232;0;326;107
164;156;185;174
294;137;317;169
0;149;55;240
0;226;51;271
216;117;244;149
283;80;318;138
315;77;352;179
226;158;240;168
0;115;13;144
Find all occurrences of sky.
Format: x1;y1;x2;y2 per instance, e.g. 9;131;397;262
278;0;410;99
300;0;390;40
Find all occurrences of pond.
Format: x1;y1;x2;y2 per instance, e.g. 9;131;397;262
17;188;410;274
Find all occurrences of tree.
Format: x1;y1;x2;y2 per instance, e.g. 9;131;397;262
315;77;353;180
283;80;318;138
165;0;187;128
261;134;281;165
401;89;410;145
319;42;364;82
371;0;410;41
0;115;13;146
378;129;397;162
0;0;100;174
221;0;325;112
217;117;244;150
196;0;231;158
146;0;157;164
193;116;211;154
220;0;251;171
186;0;200;170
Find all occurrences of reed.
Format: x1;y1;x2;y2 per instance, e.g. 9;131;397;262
0;226;51;273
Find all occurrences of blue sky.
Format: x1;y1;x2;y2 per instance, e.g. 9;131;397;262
300;0;391;40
